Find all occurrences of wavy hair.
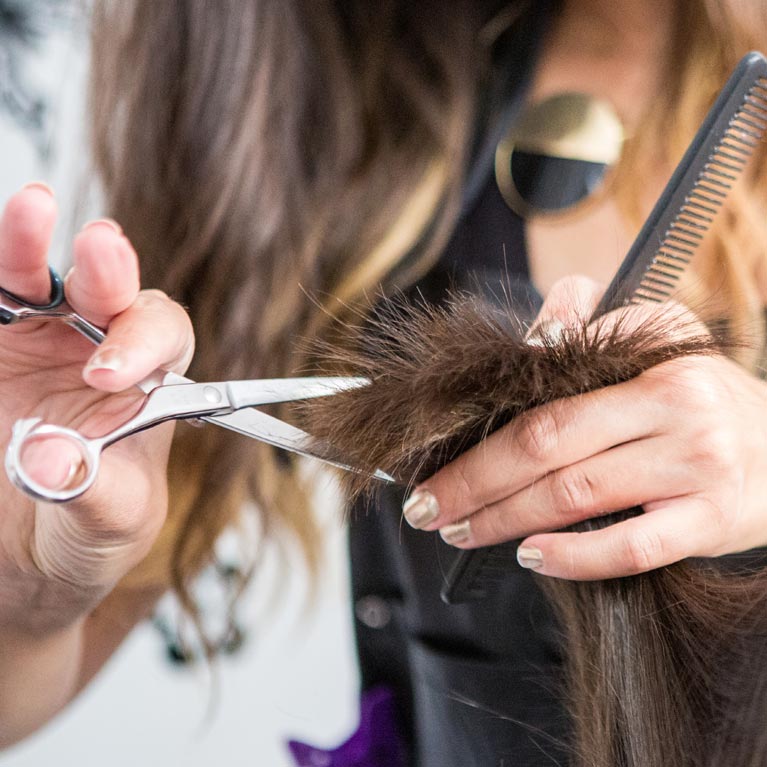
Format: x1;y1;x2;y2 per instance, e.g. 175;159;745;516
88;0;767;677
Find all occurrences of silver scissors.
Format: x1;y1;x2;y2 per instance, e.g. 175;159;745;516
1;268;393;503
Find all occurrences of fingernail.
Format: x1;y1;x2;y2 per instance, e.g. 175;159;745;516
51;459;83;491
517;546;544;569
402;489;439;528
525;319;566;347
83;347;122;375
22;181;55;197
439;519;471;546
21;439;83;491
83;218;123;235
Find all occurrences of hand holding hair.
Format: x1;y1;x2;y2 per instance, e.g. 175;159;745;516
406;276;767;580
305;273;767;580
301;278;767;766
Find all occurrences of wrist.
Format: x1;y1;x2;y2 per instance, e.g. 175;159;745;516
0;612;85;650
0;616;85;750
0;571;111;640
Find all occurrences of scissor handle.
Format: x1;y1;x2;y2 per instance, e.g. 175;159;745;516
0;268;64;324
5;418;101;503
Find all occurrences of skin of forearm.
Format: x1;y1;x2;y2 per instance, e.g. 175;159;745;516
0;619;84;749
0;583;163;750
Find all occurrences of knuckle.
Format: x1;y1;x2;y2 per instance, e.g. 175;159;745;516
623;527;665;574
564;550;580;580
551;466;596;520
133;289;171;309
452;460;478;511
648;359;720;412
698;495;736;542
688;426;738;474
131;290;192;334
430;456;478;521
516;407;561;463
94;509;143;541
482;508;511;543
559;536;582;579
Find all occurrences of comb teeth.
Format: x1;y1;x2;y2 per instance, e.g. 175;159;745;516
589;54;767;320
630;75;767;306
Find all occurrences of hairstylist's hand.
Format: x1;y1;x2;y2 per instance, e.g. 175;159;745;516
402;275;767;580
0;184;194;637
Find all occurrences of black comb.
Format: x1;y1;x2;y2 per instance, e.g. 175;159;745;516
441;50;767;605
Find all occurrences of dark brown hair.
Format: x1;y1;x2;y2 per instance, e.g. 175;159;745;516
300;294;767;767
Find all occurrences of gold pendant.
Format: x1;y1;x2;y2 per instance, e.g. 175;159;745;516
495;92;624;220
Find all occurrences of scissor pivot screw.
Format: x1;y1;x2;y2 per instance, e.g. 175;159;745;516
203;386;223;404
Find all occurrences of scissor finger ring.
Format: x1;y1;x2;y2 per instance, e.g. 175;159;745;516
5;418;104;503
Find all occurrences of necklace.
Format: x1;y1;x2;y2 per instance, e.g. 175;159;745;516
495;91;624;220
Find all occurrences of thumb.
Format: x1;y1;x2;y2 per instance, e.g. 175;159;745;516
23;427;170;592
526;275;605;344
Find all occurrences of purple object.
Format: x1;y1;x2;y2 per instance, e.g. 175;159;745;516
286;686;407;767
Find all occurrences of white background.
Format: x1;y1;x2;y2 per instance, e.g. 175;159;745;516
0;13;358;767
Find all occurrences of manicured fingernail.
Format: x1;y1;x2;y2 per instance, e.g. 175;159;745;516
22;181;55;197
403;489;439;528
83;218;123;235
51;459;83;491
83;347;122;375
439;519;471;546
525;319;566;347
21;439;83;490
517;546;544;569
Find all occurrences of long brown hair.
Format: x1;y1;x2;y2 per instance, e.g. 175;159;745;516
89;0;479;610
300;298;767;766
89;0;767;686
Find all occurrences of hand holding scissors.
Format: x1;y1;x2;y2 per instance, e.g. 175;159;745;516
0;187;201;622
0;262;391;504
0;184;393;648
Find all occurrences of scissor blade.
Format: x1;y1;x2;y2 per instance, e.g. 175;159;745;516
200;407;394;482
223;376;370;408
137;371;390;479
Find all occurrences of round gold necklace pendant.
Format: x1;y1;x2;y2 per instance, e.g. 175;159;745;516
495;92;624;220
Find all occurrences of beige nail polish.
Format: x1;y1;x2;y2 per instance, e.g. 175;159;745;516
439;520;471;546
525;319;566;347
22;181;55;197
402;489;439;529
517;546;544;569
83;218;123;235
83;348;122;374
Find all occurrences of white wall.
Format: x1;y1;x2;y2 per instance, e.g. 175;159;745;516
0;14;358;767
